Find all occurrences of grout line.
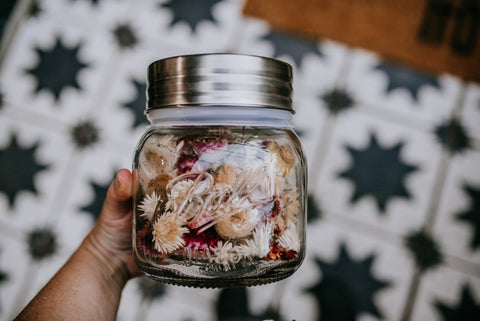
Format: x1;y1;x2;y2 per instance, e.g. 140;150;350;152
355;102;435;133
325;210;402;247
44;150;84;227
0;0;34;72
307;113;336;190
8;260;36;319
308;47;355;191
444;254;480;278
423;152;451;230
450;84;469;118
400;268;422;321
424;83;468;230
334;47;355;88
85;52;123;118
399;82;469;321
1;104;69;134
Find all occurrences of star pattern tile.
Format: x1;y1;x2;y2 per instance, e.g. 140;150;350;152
404;229;443;272
293;127;305;137
321;88;354;115
435;118;471;153
160;0;222;32
0;268;6;286
374;62;441;101
138;277;166;301
122;79;148;129
1;1;479;320
80;177;111;220
0;268;6;283
112;23;139;49
70;120;100;149
305;244;391;320
28;0;42;17
338;134;419;213
215;288;253;321
0;134;49;208
25;38;89;101
74;0;99;5
0;1;16;36
27;227;57;260
256;307;283;321
456;184;480;250
307;194;321;223
261;30;322;68
0;250;7;286
0;264;7;313
434;285;480;320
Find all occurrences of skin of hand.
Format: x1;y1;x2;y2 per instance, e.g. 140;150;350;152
85;168;142;281
14;169;142;321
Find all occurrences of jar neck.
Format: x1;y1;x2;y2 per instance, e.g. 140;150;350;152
146;106;294;127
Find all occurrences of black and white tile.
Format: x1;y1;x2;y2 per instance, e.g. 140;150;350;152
411;265;480;321
346;49;462;130
315;110;443;236
0;0;479;320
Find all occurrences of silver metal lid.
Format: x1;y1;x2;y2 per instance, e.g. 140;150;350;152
146;53;293;113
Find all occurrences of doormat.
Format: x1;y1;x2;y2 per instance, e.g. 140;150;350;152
244;0;480;82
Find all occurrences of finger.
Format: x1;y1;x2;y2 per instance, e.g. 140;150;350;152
102;169;133;219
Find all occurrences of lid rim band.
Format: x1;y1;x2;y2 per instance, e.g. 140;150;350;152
146;53;294;113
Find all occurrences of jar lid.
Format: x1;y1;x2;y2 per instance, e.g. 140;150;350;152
146;53;293;113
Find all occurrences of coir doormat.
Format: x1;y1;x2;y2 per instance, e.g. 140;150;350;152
243;0;480;82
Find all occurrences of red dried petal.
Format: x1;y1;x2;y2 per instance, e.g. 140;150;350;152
191;136;228;154
280;250;297;260
184;227;223;251
176;154;198;174
271;199;281;217
274;224;283;236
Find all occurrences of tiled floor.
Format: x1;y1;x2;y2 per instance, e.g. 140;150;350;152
0;0;479;320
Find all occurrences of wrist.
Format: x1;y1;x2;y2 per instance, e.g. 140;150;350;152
80;230;131;290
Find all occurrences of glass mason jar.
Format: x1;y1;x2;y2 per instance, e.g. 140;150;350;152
132;54;307;288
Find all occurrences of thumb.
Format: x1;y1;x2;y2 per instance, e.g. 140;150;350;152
102;169;133;220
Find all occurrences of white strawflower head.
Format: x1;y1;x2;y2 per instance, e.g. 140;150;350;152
138;192;161;221
210;241;241;270
243;222;274;258
239;164;278;201
139;135;182;182
278;221;300;252
152;212;189;254
214;197;259;240
266;142;295;178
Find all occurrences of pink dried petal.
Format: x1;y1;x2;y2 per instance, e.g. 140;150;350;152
258;198;281;220
271;199;281;217
176;154;198;174
184;227;222;251
191;137;228;154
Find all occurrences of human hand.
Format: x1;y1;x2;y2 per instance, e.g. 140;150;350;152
82;169;142;286
14;170;142;321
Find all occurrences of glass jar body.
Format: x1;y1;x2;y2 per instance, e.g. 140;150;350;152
132;109;307;288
